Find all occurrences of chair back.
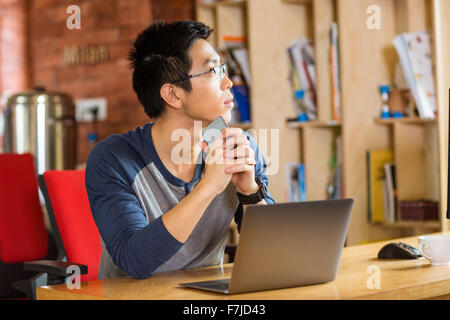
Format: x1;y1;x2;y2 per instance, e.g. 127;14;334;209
39;170;101;281
0;153;48;263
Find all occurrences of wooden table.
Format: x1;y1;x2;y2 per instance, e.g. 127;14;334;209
37;232;450;300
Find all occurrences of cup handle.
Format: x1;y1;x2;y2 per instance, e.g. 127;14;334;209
418;242;433;260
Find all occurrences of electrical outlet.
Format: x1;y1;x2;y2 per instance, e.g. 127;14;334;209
75;98;107;122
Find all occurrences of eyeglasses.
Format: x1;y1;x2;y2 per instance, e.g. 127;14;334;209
171;64;228;84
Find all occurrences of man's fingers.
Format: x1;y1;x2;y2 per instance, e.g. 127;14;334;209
223;134;249;151
223;127;243;138
224;159;256;174
224;145;254;159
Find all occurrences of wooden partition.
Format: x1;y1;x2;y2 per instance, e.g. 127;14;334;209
433;0;450;232
246;0;313;202
312;0;334;121
302;126;340;201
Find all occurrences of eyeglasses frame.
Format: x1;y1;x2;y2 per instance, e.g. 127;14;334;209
170;63;228;84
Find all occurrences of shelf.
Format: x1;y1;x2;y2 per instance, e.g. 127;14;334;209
379;220;441;230
287;120;342;129
281;0;312;5
374;117;437;125
229;122;252;130
198;0;246;9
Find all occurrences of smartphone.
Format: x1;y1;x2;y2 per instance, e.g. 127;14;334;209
202;116;228;146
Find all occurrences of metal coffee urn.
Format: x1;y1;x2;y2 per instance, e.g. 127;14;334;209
3;87;76;174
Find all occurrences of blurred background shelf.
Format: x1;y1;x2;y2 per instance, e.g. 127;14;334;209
287;120;342;128
380;220;441;230
198;0;246;9
196;0;450;245
374;117;437;125
281;0;312;5
229;122;252;130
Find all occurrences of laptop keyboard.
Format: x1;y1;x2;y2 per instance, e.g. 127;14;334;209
198;279;230;290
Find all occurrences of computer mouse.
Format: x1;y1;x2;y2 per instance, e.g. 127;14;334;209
377;242;422;259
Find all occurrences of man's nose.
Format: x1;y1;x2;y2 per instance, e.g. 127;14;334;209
221;74;233;90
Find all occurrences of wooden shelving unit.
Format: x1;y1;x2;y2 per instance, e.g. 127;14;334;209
198;0;246;9
196;0;450;245
197;0;309;205
434;0;450;234
229;122;252;130
287;120;341;128
373;115;439;231
382;220;441;230
197;0;250;132
374;117;437;125
282;0;311;4
337;0;450;244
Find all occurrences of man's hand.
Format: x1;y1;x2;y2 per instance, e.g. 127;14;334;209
222;128;259;195
201;130;233;197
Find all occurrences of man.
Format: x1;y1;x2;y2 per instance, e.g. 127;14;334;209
85;20;275;280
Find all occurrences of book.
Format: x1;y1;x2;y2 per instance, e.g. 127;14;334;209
285;162;301;202
285;162;307;202
231;85;250;123
366;149;393;223
327;135;343;199
287;38;317;120
220;46;251;123
220;47;246;86
330;22;341;121
231;47;251;88
393;31;437;119
287;47;306;117
382;179;390;223
383;162;397;223
299;40;316;107
297;163;306;202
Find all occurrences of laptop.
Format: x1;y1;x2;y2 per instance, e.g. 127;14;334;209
179;198;353;294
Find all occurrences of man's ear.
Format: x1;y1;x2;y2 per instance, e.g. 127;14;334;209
160;83;183;110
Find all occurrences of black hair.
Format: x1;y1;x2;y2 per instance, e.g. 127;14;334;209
128;20;213;119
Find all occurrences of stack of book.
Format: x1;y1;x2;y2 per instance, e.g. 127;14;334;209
220;42;251;123
285;162;306;202
286;23;341;122
366;149;397;223
393;30;437;119
287;38;317;121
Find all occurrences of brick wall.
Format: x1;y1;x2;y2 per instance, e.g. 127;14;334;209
26;0;194;165
0;0;31;151
152;0;195;23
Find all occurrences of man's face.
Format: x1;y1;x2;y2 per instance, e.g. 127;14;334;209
180;39;234;126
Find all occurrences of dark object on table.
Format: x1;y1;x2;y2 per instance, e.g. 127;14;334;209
378;242;422;259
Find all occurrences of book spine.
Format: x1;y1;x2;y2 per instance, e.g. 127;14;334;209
366;151;372;222
298;163;307;202
330;23;341;121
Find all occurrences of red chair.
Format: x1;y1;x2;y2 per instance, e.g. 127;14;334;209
0;154;89;299
0;153;49;298
38;170;102;282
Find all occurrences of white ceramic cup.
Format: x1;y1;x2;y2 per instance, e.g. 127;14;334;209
418;235;450;266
